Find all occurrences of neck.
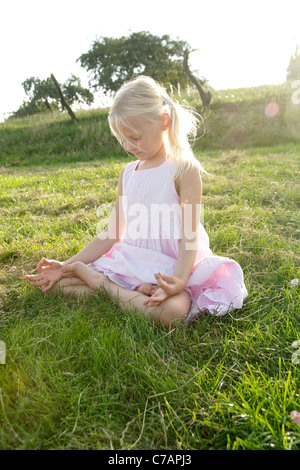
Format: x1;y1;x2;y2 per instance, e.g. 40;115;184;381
138;144;167;169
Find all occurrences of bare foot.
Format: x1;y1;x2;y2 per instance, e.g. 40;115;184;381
136;283;158;296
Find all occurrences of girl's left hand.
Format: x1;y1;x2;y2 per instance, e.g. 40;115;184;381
143;287;169;307
143;272;185;307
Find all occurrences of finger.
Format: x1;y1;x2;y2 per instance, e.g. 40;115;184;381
154;273;165;287
23;273;43;281
42;281;54;293
36;257;49;271
157;272;174;283
154;272;172;286
144;294;165;305
40;265;52;272
36;258;45;271
37;259;56;272
146;291;160;301
154;275;172;294
30;279;48;287
144;300;161;307
143;295;158;305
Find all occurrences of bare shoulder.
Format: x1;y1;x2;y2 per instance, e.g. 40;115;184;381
117;166;126;195
181;165;202;184
119;165;126;180
175;166;202;202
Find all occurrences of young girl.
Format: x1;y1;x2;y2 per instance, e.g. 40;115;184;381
23;76;248;326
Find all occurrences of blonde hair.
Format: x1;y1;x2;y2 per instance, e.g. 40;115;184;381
108;75;206;179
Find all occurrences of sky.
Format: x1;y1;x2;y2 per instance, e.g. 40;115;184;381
1;0;299;121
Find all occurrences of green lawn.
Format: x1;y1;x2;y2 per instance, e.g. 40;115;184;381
0;84;299;449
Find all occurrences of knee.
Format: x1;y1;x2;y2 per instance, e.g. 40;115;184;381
159;292;191;326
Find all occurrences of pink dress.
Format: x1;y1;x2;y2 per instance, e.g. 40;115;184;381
89;158;248;323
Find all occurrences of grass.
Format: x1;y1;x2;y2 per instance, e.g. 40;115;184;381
0;82;299;450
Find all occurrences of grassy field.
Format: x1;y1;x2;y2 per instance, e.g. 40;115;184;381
0;83;299;450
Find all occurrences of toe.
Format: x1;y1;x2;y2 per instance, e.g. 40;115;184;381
136;283;152;295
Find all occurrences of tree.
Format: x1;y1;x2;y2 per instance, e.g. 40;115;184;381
287;45;300;80
78;31;191;94
21;76;58;114
183;49;211;109
58;75;94;107
11;75;94;119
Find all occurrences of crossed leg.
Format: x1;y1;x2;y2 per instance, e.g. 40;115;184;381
50;277;94;296
49;263;191;326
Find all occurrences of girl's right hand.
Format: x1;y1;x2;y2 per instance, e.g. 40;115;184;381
36;257;63;272
23;257;64;293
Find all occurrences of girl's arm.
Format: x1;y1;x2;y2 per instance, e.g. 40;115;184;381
144;166;202;307
172;165;202;283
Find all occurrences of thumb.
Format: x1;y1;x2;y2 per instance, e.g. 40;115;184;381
156;272;174;283
37;257;51;271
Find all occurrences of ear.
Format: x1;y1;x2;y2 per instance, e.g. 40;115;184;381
161;113;171;131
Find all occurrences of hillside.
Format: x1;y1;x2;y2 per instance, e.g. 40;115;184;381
0;82;299;169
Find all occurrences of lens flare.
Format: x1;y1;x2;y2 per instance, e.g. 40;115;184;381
264;102;280;118
291;411;300;425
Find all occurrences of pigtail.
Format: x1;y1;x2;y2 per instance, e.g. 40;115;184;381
164;97;206;179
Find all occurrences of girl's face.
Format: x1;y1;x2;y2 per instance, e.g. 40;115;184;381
120;116;169;163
